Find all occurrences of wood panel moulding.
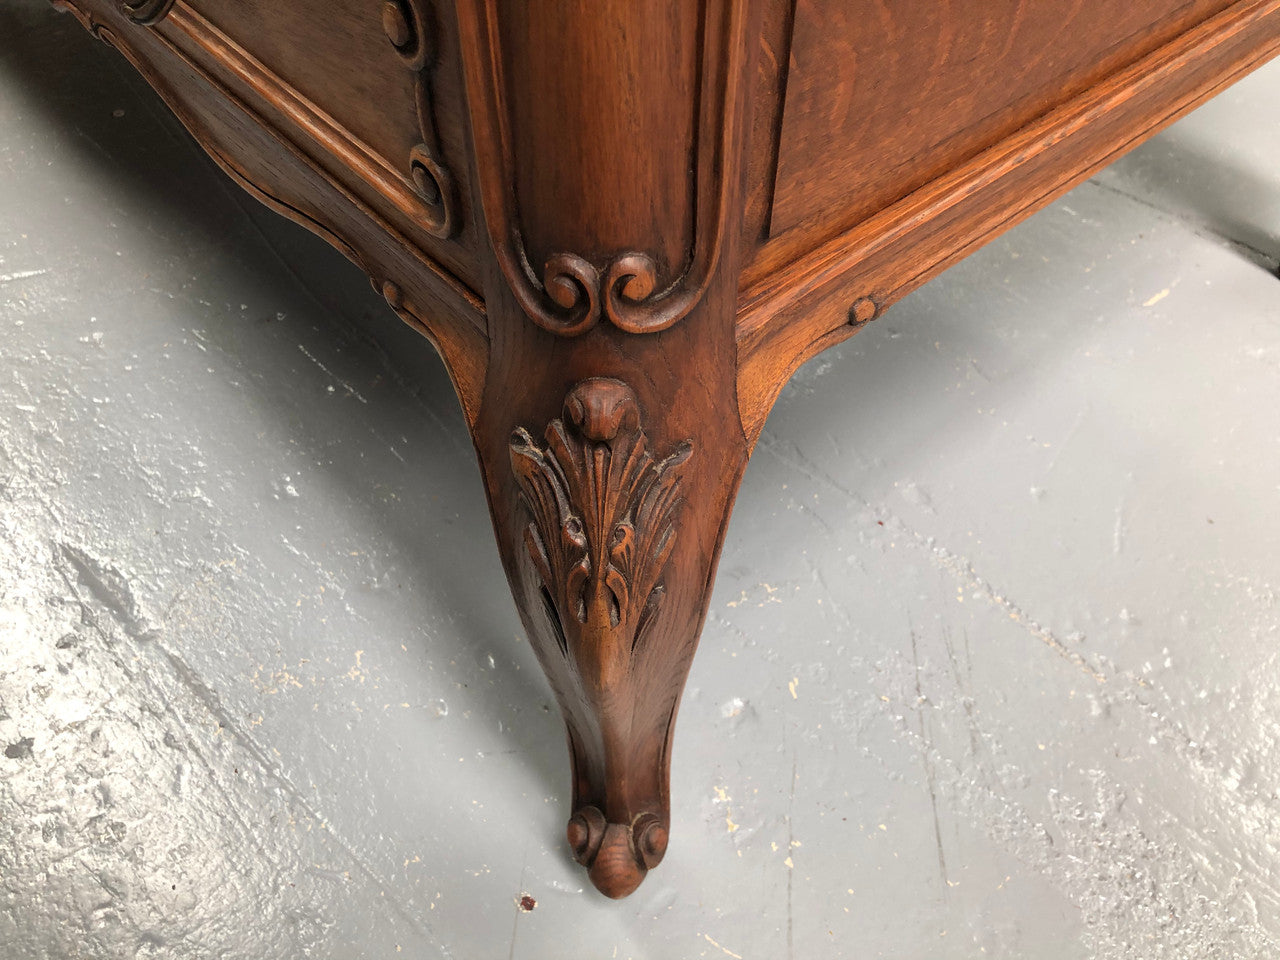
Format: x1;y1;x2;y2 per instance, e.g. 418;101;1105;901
381;0;459;239
454;0;753;336
117;0;174;25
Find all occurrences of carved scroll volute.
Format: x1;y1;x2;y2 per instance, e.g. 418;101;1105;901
454;0;750;336
383;0;459;239
509;379;692;897
117;0;175;25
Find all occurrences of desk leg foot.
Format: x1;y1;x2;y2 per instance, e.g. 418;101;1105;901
475;362;748;897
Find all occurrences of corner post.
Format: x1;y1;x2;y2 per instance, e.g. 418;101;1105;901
454;0;758;896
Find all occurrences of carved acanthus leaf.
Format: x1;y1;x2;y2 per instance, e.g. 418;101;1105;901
510;380;691;672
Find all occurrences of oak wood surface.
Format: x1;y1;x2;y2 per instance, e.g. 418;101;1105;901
186;0;483;293
196;0;420;182
48;0;1280;898
757;0;1235;258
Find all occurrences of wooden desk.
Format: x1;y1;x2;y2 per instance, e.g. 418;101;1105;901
50;0;1280;897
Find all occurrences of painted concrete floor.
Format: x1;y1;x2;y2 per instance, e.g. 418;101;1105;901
4;4;1280;958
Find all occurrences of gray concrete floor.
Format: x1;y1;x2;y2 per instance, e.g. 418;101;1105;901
4;3;1280;958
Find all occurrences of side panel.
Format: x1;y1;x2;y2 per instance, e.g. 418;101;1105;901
735;0;1280;440
756;0;1233;273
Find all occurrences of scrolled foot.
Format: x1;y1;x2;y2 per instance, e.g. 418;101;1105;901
567;806;669;898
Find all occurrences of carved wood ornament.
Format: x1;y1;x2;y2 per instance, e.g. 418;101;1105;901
509;378;694;897
381;0;458;239
454;0;751;336
459;0;758;897
116;0;173;25
511;379;691;683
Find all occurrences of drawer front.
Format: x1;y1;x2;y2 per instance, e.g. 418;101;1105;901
184;0;480;292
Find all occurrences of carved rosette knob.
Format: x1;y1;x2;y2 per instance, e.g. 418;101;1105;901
381;0;413;49
632;812;669;869
567;806;606;865
408;144;456;239
381;0;432;69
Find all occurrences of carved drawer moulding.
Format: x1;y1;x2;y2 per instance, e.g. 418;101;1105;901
381;0;459;239
117;0;174;25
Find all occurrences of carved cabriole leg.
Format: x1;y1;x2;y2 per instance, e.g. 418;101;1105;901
470;280;749;898
451;0;757;897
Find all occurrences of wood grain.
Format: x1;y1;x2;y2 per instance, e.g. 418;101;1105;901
754;0;1234;272
454;0;754;336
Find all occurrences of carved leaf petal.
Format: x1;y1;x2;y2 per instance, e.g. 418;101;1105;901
511;382;692;668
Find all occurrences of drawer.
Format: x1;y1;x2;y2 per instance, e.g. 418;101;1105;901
139;0;482;295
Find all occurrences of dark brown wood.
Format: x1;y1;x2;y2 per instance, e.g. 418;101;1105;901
47;0;1280;898
456;0;758;897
